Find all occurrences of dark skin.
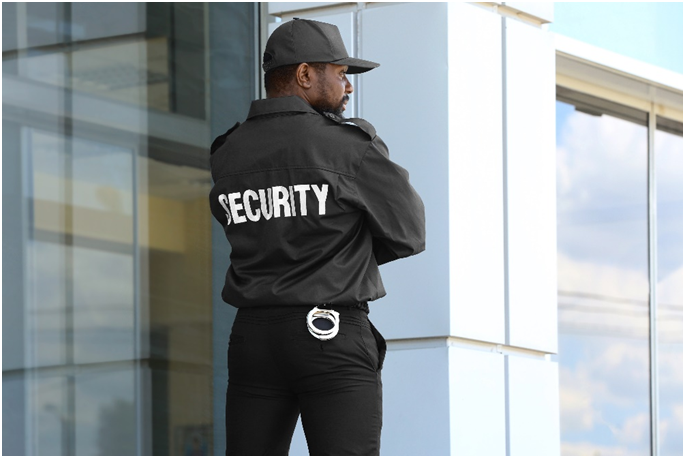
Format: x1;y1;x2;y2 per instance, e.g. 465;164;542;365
267;63;353;117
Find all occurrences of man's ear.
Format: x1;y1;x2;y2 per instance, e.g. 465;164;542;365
295;63;313;89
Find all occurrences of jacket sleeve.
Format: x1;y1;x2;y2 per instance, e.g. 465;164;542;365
353;136;426;265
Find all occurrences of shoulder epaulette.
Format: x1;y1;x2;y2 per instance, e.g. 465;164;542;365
323;112;377;140
210;121;241;155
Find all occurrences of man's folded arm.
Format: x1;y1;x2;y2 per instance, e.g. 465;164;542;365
353;137;426;266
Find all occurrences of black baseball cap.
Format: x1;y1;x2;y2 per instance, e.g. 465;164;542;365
262;18;380;74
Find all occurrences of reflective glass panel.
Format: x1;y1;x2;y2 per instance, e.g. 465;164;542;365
655;125;683;456
556;99;650;455
3;2;255;455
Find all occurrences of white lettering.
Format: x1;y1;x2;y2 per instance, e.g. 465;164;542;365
288;186;297;216
228;192;247;224
293;184;310;216
243;189;261;222
217;183;327;225
311;184;329;215
259;188;273;220
272;186;291;218
218;194;231;226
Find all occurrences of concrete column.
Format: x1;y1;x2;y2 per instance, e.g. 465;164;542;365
264;3;560;455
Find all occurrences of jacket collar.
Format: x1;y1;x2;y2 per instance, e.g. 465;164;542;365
247;95;320;119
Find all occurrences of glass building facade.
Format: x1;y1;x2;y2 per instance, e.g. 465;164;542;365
3;2;256;455
556;90;683;455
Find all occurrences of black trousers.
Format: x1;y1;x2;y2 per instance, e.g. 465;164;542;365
225;304;387;456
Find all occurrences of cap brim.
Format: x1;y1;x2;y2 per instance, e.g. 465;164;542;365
331;57;380;74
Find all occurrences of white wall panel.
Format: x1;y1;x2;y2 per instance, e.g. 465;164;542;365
449;347;506;455
508;356;560;456
504;17;557;353
447;2;505;344
504;2;554;23
268;2;346;15
361;2;450;339
262;4;561;455
382;346;451;456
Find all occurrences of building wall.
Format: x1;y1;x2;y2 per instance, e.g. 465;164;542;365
265;2;559;455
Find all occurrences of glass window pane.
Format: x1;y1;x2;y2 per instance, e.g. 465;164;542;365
71;3;145;41
32;374;68;456
26;2;64;48
655;127;683;456
556;99;650;455
4;2;255;455
2;2;18;52
75;367;136;455
28;240;68;367
73;246;135;364
3;373;26;456
72;138;134;216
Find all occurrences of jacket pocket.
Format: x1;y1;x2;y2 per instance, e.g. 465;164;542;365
368;320;387;371
227;333;245;367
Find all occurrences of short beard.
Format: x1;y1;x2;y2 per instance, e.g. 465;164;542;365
312;94;350;118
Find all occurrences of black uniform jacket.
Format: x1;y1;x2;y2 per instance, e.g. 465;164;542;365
209;95;425;308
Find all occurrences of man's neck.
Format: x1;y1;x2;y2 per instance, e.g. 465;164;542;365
267;90;310;104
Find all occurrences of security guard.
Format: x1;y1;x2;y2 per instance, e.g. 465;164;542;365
209;18;425;456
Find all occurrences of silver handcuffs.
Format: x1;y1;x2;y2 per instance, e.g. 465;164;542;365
306;306;340;341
